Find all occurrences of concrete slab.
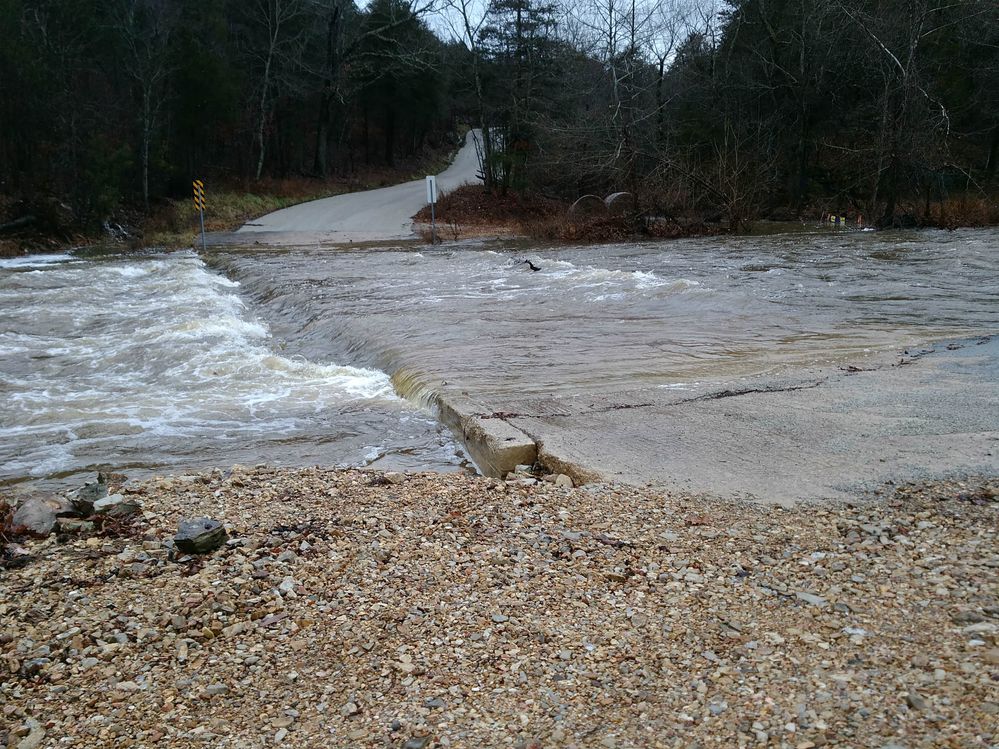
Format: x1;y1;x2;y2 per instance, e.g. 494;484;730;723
503;336;999;504
433;393;537;478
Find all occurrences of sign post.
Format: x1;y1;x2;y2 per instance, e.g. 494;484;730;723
192;179;207;251
425;175;437;244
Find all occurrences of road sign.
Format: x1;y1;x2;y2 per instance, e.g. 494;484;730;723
192;179;207;251
425;176;438;243
193;180;206;211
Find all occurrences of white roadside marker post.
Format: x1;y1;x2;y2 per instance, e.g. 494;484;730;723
426;175;438;244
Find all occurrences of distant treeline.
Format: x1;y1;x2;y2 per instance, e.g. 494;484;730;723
1;0;997;230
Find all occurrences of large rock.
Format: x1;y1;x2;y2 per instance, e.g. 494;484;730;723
37;495;78;517
93;493;140;517
174;518;228;554
71;475;109;515
11;499;57;537
16;719;45;749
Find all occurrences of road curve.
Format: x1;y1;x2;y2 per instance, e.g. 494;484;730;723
235;130;482;245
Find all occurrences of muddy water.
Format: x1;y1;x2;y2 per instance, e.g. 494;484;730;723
0;252;462;488
3;228;996;487
215;228;998;406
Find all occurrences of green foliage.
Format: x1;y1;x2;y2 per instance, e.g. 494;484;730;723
0;0;457;224
79;139;134;227
0;0;995;229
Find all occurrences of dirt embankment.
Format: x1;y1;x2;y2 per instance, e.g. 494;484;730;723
413;185;569;239
2;467;997;748
415;186;999;244
413;185;730;243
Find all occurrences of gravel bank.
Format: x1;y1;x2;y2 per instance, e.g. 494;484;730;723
2;468;997;748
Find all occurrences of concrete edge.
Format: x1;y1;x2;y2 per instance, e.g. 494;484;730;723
432;392;608;486
432;393;537;478
203;232;424;250
533;441;606;487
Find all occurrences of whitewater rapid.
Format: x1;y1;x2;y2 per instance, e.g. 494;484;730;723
0;251;463;487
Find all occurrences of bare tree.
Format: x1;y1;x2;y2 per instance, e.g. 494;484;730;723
441;0;495;186
112;0;177;211
562;0;701;204
307;0;349;177
835;0;990;223
305;0;439;177
648;0;696;149
242;0;309;180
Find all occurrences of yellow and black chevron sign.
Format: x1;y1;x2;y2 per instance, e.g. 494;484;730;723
192;179;206;211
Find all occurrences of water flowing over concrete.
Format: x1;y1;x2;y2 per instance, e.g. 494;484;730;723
502;336;998;502
233;130;482;245
0;252;463;488
4;227;997;502
214;228;999;502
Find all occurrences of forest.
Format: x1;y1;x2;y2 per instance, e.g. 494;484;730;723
0;0;997;237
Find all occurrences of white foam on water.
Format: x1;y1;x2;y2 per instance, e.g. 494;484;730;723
517;256;701;293
107;264;150;278
154;316;271;342
0;253;76;268
0;251;404;481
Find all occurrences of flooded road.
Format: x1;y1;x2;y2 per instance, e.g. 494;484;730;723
2;227;996;490
215;228;998;405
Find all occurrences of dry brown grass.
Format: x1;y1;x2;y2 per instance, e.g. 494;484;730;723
142;182;355;248
414;185;735;243
918;195;999;228
517;214;633;242
414;185;568;226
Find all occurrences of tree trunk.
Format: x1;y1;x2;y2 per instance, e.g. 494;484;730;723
655;57;666;151
315;92;331;177
141;87;151;213
793;100;810;211
363;107;370;164
985;125;999;184
255;8;278;182
312;2;341;177
384;107;395;166
255;51;272;180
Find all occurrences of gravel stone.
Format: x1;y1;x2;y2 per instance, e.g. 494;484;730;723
0;468;995;748
794;591;828;607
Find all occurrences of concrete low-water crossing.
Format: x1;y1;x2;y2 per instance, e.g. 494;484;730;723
215;228;997;402
213;226;998;498
3;227;997;497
